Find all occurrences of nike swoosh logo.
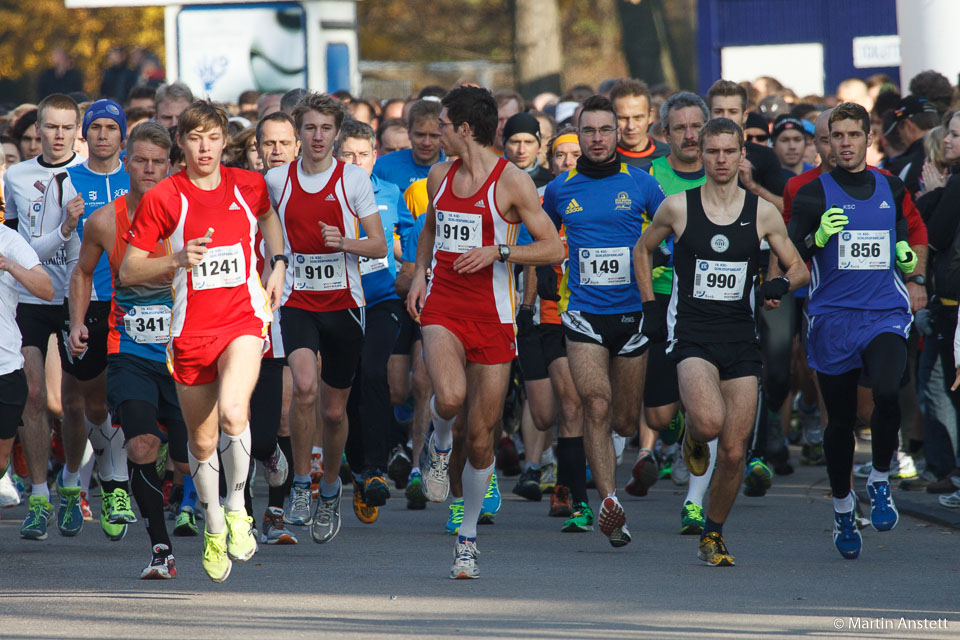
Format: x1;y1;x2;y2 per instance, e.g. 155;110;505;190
740;222;750;226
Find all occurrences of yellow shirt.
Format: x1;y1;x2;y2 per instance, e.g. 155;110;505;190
403;178;429;218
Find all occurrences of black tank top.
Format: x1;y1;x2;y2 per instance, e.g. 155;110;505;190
669;187;761;343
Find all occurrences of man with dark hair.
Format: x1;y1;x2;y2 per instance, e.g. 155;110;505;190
281;89;309;115
707;79;787;211
501;112;553;188
10;110;41;161
541;94;665;548
772;115;814;177
787;102;917;560
908;70;954;115
882;95;940;197
637;117;808;566
610;78;670;168
154;83;194;128
373;99;443;189
238;90;261;114
406;85;563;579
493;90;524;155
126;85;156;112
376;118;410;155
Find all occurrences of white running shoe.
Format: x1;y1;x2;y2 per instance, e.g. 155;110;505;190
421;432;451;503
263;444;289;488
0;467;21;507
450;537;479;579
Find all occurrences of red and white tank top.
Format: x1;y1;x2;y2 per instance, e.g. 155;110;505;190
274;159;363;312
423;157;520;323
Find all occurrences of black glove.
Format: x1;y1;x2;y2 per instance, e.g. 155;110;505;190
641;299;667;343
760;276;790;301
516;306;535;337
535;265;560;301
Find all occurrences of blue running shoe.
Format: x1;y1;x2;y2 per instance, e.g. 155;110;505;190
478;471;501;524
56;469;83;537
867;480;898;531
20;495;55;540
833;510;862;559
445;498;464;535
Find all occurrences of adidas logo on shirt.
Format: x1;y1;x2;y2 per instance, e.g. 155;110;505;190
879;200;891;209
325;194;336;201
229;202;241;211
475;199;485;208
565;199;583;214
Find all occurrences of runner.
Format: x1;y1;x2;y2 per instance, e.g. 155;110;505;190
121;99;287;582
611;78;670;168
406;85;563;578
636;117;808;566
542;95;665;547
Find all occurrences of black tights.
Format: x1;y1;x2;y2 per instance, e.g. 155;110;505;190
818;332;906;498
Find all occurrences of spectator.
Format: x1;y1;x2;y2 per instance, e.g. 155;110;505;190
909;70;955;115
883;95;940;197
238;90;260;113
36;48;83;100
100;48;136;103
124;106;155;139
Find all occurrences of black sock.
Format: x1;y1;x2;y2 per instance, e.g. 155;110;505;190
101;479;121;494
267;436;294;510
702;518;723;539
130;462;172;549
558;437;588;505
163;470;173;482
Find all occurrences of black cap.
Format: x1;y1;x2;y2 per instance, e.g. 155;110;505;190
883;95;938;136
745;111;768;132
772;114;805;140
501;112;541;147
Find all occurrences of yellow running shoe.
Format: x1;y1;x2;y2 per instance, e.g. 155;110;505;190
352;481;379;524
225;509;257;562
683;429;710;477
698;531;735;566
202;525;232;583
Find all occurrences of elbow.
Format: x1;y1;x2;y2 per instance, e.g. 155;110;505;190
376;237;389;259
41;285;54;302
548;238;565;265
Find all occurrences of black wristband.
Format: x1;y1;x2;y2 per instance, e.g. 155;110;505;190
270;254;289;269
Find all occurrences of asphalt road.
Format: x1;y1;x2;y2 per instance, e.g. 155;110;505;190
1;445;958;640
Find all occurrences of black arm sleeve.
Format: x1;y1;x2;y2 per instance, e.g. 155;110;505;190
923;175;960;253
3;218;16;231
883;174;909;244
787;179;826;262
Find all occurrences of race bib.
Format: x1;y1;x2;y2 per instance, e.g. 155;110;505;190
293;252;347;291
838;230;890;270
579;247;630;286
359;255;389;276
123;305;172;344
435;211;482;253
693;259;748;301
191;244;245;290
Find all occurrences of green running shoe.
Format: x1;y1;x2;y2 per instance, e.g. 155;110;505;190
661;409;685;446
99;491;128;541
225;509;257;561
56;469;83;537
109;488;137;524
202;520;232;583
404;471;427;510
478;471;501;524
155;443;169;477
680;500;704;535
743;457;773;497
561;502;594;532
174;505;199;536
445;498;464;535
21;495;55;540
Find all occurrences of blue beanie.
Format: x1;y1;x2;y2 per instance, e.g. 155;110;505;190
82;99;127;141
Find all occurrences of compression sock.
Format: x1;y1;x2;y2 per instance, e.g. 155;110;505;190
458;460;494;540
557;436;588;505
429;396;455;451
188;449;224;533
87;415;126;482
219;425;252;513
685;438;718;507
130;461;172;548
78;440;94;494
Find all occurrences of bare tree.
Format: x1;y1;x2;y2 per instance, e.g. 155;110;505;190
515;0;562;97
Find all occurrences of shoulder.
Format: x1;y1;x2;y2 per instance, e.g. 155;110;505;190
756;195;781;222
139;176;179;211
85;200;116;235
659;191;688;214
229;166;267;190
0;223;36;256
794;174;824;200
264;163;291;191
626;164;666;195
874;169;905;199
375;149;411;169
342;162;372;183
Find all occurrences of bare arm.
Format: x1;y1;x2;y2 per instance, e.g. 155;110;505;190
69;207;113;331
759;200;809;290
258;207;287;312
634;194;682;303
522;265;538;306
2;261;53;301
395;260;415;299
405;164;447;321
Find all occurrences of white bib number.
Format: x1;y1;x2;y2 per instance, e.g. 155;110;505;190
838;230;890;270
359;255;389;276
435;211;482;254
293;252;347;291
191;244;245;290
693;259;748;301
579;247;630;286
123;305;172;344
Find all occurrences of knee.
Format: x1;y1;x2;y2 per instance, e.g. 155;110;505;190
24;380;45;414
85;399;109;425
611;414;637;437
583;395;610;423
689;411;723;441
319;403;347;427
432;390;464;420
126;434;159;464
292;375;318;405
218;402;249;433
717;440;744;468
466;430;493;465
190;431;218;459
389;385;407;407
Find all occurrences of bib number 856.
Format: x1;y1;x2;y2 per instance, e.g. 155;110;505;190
849;242;881;258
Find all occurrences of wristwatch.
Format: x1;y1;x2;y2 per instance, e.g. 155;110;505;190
270;254;290;269
906;274;926;286
498;244;511;262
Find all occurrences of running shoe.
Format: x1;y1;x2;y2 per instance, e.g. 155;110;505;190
421;432;451;502
867;480;899;531
56;469;84;537
612;434;626;465
597;496;631;547
20;494;54;540
166;483;183;514
155;442;168;477
561;502;594;532
352;480;379;524
939;490;960;508
225;509;258;561
478;471;501;524
513;466;542;501
671;453;690;486
833;510;862;560
362;471;391;507
539;462;557;494
450;536;479;579
405;470;427;510
311;481;342;543
891;452;918;479
680;501;704;535
0;467;20;507
99;491;128;541
496;435;521;477
109;488;137;524
743;458;772;497
549;485;573;518
625;449;659;497
310;451;323;499
261;506;298;544
445;498;464;535
800;443;826;466
202;520;231;583
161;478;173;509
284;481;313;526
682;430;710;477
262;444;289;488
698;531;735;566
174;505;199;536
661;409;685;446
140;543;177;580
338;452;353;485
387;445;412;490
585;463;595;489
79;492;93;521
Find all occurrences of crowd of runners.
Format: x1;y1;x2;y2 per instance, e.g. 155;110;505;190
1;65;959;581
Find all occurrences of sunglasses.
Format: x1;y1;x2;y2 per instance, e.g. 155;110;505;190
747;133;769;143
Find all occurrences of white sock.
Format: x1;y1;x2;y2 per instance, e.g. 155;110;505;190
684;438;718;506
189;449;225;533
458;460;493;540
86;415;126;481
219;425;251;513
541;446;555;466
61;468;81;487
430;396;455;451
833;491;855;513
867;467;889;486
311;446;323;456
32;483;50;500
79;440;95;493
